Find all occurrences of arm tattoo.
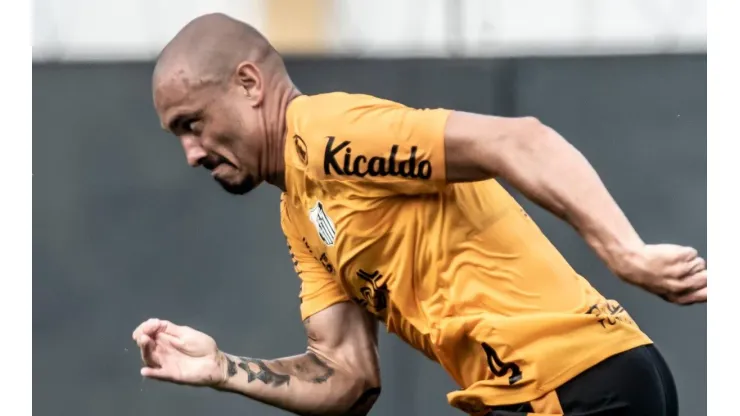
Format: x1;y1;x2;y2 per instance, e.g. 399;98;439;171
227;356;238;377
303;353;334;384
239;357;291;387
225;352;335;387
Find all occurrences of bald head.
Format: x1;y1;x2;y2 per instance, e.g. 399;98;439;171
154;13;285;87
151;13;299;197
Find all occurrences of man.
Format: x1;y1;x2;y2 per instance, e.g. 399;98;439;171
133;13;706;416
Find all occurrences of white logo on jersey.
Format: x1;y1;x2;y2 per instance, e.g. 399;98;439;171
308;201;337;246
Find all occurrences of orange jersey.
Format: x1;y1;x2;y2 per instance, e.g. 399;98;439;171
279;92;652;414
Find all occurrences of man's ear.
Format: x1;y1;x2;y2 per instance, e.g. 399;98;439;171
235;61;264;107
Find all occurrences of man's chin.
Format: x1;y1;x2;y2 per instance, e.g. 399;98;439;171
215;176;260;195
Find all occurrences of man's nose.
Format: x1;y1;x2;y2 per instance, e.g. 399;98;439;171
181;136;207;167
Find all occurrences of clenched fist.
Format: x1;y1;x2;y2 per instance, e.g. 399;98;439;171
132;318;227;386
616;244;707;305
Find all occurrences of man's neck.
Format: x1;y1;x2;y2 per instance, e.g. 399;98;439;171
263;82;301;192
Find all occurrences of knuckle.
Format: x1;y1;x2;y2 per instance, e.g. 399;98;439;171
670;270;685;280
691;258;706;273
664;279;681;292
688;273;707;290
669;282;689;295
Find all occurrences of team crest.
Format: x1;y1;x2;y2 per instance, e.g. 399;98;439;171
294;135;308;165
308;201;336;246
354;269;388;313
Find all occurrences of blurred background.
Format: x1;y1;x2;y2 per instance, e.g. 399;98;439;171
32;1;706;415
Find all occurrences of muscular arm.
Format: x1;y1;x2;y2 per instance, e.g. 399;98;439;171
443;112;644;277
216;301;381;416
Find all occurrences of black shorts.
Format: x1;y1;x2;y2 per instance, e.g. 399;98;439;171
487;344;679;416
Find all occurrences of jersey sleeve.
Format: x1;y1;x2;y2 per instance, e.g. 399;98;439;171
280;195;349;320
304;93;452;195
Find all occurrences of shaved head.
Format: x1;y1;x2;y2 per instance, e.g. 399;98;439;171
152;13;298;195
154;13;284;87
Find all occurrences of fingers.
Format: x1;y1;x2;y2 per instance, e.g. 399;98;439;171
132;318;167;340
656;246;705;303
159;320;189;338
141;366;175;382
133;318;175;367
132;319;190;366
674;286;707;305
662;269;707;305
158;332;187;350
136;334;159;366
665;267;707;291
675;270;707;305
132;318;190;341
665;255;705;279
136;333;153;350
682;269;708;290
679;246;699;261
132;318;195;385
687;257;706;274
676;256;706;277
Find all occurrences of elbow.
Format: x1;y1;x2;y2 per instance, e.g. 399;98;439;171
332;375;381;416
347;381;382;416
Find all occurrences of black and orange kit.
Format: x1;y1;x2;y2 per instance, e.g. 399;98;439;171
279;92;678;415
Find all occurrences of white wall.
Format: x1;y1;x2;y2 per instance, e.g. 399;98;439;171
32;0;266;61
32;0;706;61
331;0;706;56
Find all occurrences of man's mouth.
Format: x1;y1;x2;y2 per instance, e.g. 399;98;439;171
202;156;231;176
211;163;228;177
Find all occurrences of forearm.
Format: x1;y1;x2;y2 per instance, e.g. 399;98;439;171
497;120;644;274
215;350;377;416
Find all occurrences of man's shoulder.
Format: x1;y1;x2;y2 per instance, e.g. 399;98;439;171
291;92;405;131
289;93;394;176
287;92;446;192
301;92;402;110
